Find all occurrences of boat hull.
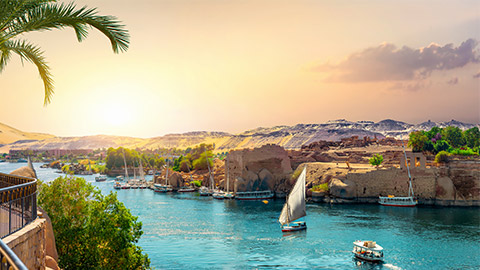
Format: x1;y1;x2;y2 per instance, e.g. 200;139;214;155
281;222;306;232
379;196;417;207
353;253;384;263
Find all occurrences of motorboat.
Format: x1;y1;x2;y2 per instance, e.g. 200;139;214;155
95;176;107;182
352;240;384;263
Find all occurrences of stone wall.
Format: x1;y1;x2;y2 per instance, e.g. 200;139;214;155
315;158;480;206
3;216;46;270
228;144;293;193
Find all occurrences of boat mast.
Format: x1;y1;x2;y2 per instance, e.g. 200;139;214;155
165;158;169;186
206;149;213;190
122;149;129;180
226;155;229;193
402;143;414;198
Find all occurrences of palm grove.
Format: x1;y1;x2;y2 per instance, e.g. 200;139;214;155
1;1;150;269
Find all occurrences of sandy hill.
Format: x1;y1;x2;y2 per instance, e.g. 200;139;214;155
0;119;477;153
0;122;55;145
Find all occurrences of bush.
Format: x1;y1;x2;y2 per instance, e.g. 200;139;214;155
38;176;150;270
433;140;450;154
449;147;479;156
369;154;383;167
435;151;450;163
191;180;202;187
312;183;329;192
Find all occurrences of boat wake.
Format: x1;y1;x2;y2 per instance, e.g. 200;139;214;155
383;263;403;270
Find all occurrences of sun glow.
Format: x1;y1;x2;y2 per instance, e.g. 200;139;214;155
100;102;133;127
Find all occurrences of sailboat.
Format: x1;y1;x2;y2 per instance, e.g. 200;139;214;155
154;159;173;193
224;155;234;199
378;143;417;207
279;166;307;232
200;150;214;196
119;149;131;189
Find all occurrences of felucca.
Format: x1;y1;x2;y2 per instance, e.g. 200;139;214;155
279;166;307;232
379;143;417;207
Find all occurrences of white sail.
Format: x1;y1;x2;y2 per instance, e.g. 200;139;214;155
279;167;306;225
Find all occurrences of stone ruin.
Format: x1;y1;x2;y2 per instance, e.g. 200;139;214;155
227;144;293;193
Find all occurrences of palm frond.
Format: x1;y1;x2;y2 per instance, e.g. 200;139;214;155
3;40;54;105
3;2;129;53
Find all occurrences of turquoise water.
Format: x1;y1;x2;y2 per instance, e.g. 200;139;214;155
2;163;479;269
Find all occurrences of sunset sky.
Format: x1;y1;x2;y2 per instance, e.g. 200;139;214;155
1;0;479;138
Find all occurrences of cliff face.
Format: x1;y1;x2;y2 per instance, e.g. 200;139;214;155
227;144;293;193
309;158;480;207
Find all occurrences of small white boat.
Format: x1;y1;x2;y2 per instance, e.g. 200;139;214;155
113;182;122;190
352;240;384;263
178;186;195;193
379;144;417;207
279;167;307;232
212;190;225;199
224;192;234;199
235;190;274;200
153;183;173;193
199;186;213;196
95;176;107;182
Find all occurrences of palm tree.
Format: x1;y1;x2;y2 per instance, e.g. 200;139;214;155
0;0;129;105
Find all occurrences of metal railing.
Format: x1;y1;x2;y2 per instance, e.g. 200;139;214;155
0;172;36;270
0;238;27;270
0;172;37;239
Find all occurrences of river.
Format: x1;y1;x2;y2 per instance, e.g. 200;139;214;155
1;162;479;269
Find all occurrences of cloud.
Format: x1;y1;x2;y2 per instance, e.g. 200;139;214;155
315;39;479;83
474;71;480;78
447;77;459;85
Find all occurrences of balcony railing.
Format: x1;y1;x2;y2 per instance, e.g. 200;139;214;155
0;172;36;270
0;172;38;238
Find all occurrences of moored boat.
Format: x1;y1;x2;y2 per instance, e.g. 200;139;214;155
212;190;225;199
95;175;107;182
352;240;384;263
279;166;307;232
154;183;173;193
113;182;122;189
199;186;212;196
379;143;417;207
235;190;274;200
178;186;195;192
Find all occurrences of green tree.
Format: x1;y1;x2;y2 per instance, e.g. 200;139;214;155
463;127;480;148
38;176;150;269
0;0;129;105
433;140;450;154
369;154;383;167
408;131;429;152
443;126;465;148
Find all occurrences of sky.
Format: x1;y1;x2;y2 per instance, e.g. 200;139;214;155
0;0;479;138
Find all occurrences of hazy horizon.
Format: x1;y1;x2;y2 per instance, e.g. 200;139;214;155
1;0;479;137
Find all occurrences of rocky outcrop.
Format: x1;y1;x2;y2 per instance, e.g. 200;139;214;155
307;156;480;206
228;144;293;194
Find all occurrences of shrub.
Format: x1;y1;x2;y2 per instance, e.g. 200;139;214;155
433;140;450;154
38;176;150;269
435;151;450;163
191;180;202;187
449;147;479;156
312;183;329;192
369;154;383;167
408;131;429;152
